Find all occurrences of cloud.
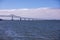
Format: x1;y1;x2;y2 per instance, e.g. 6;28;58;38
0;8;60;20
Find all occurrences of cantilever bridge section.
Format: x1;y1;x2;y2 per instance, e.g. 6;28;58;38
0;14;34;21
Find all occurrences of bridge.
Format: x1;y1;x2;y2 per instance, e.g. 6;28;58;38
0;14;34;21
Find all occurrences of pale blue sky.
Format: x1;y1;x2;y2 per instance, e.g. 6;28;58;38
0;0;60;9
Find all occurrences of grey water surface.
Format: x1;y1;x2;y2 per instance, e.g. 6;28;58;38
0;20;60;40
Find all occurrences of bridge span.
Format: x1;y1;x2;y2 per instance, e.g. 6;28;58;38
0;14;35;21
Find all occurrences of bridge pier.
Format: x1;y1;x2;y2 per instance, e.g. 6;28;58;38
11;15;14;21
20;17;21;21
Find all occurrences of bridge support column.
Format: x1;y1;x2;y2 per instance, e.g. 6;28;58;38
20;17;21;21
11;15;13;21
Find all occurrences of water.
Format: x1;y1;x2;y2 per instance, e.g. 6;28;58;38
0;20;60;40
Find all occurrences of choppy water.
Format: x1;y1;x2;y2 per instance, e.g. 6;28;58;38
0;20;60;40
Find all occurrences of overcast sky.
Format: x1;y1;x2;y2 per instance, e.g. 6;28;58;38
0;0;60;19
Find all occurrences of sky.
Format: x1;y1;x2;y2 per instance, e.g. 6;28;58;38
0;0;60;20
0;0;60;9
